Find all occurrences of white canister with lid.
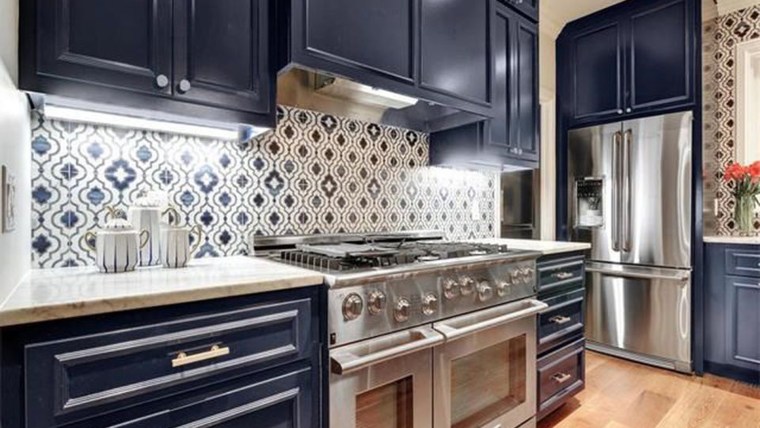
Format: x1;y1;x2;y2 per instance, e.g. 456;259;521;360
84;207;150;273
128;191;163;266
160;207;203;268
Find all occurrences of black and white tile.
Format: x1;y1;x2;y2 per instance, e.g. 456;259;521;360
31;106;497;268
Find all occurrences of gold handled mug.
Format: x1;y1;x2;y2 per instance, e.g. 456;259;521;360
160;207;202;268
82;207;150;273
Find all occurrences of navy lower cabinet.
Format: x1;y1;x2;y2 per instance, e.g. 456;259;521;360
704;243;760;385
535;252;587;420
557;0;697;127
19;0;275;128
0;286;325;428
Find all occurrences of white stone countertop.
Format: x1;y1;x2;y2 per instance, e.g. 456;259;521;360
471;238;591;255
0;256;324;327
704;235;760;245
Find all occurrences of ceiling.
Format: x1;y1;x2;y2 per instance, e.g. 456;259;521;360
540;0;627;37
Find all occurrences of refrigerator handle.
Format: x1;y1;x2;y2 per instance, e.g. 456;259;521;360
622;129;632;252
612;131;622;252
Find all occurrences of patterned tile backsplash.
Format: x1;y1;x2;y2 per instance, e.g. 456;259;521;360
703;5;760;235
31;106;497;268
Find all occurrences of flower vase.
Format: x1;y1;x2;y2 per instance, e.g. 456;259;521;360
735;195;756;235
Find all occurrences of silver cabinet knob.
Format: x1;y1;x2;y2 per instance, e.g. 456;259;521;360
394;298;411;323
421;293;439;316
342;293;363;321
178;79;192;93
626;107;632;113
617;109;623;114
477;281;494;302
367;290;387;315
459;276;475;296
155;74;169;89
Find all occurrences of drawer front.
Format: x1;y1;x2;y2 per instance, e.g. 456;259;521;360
69;367;315;428
538;288;584;353
538;338;585;406
538;256;585;294
26;297;314;427
726;248;760;278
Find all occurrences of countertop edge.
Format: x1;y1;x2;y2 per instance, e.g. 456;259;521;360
0;273;324;328
704;235;760;245
470;238;591;256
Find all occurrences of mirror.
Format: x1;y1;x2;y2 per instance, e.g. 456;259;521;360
736;38;760;164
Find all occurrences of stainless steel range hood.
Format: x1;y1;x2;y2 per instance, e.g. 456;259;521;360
277;68;483;132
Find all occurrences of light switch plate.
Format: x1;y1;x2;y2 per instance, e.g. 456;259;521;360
1;165;16;233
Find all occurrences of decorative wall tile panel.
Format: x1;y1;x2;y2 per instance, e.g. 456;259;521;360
31;106;497;268
704;6;760;235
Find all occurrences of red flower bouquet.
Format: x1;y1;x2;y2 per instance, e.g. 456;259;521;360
723;161;760;233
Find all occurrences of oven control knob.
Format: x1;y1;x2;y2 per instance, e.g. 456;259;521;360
459;277;475;296
342;293;364;321
421;293;439;316
367;290;387;315
477;281;494;302
496;281;511;297
394;298;412;323
443;278;459;300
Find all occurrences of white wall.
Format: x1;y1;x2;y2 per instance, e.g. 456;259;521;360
0;0;32;300
537;13;560;240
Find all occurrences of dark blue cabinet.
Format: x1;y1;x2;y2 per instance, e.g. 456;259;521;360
558;0;696;126
430;3;538;168
1;286;325;428
20;0;275;127
704;243;760;385
500;0;538;22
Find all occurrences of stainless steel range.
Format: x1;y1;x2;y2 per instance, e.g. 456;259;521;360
256;231;546;428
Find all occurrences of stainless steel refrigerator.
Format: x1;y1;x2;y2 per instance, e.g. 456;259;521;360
567;111;693;373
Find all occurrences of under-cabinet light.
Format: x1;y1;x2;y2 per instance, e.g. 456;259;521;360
42;105;270;141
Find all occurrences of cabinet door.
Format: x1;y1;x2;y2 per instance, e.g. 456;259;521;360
514;16;539;161
726;276;760;372
420;0;491;105
490;4;516;154
511;0;538;22
627;0;694;112
568;20;625;122
34;0;172;95
303;0;415;83
173;0;272;114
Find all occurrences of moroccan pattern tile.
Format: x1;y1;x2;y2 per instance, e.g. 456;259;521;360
30;106;497;268
704;6;760;235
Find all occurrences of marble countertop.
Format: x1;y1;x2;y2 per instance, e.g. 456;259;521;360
704;235;760;245
471;238;591;255
0;256;324;327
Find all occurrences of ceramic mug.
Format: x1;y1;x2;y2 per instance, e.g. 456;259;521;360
84;207;150;273
128;191;164;266
160;207;202;268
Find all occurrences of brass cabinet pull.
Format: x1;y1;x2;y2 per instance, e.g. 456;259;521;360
549;315;572;325
553;272;574;280
552;372;572;384
172;345;230;368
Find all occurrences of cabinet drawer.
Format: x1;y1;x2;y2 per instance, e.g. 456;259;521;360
25;297;314;427
538;338;585;413
538;256;585;294
538;288;584;354
726;248;760;278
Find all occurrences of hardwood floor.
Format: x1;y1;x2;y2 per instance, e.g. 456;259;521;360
539;352;760;428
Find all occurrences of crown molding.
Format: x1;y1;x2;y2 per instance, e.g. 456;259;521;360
539;9;563;40
717;0;760;17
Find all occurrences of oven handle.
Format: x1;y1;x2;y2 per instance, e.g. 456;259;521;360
329;326;444;375
433;299;548;341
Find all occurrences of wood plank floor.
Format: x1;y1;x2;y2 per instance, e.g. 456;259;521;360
539;352;760;428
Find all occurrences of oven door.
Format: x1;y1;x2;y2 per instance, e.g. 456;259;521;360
432;299;546;428
329;327;444;428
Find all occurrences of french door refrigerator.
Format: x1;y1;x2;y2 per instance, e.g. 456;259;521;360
567;111;693;373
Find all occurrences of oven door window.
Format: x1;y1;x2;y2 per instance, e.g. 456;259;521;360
450;335;527;428
356;377;414;428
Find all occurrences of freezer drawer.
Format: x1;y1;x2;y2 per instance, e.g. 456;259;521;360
585;262;691;372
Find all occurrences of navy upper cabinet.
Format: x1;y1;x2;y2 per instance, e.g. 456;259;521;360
173;0;271;114
419;0;491;105
628;0;693;112
558;0;696;126
20;0;275;127
514;16;539;162
302;0;415;83
29;0;173;96
566;19;624;122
